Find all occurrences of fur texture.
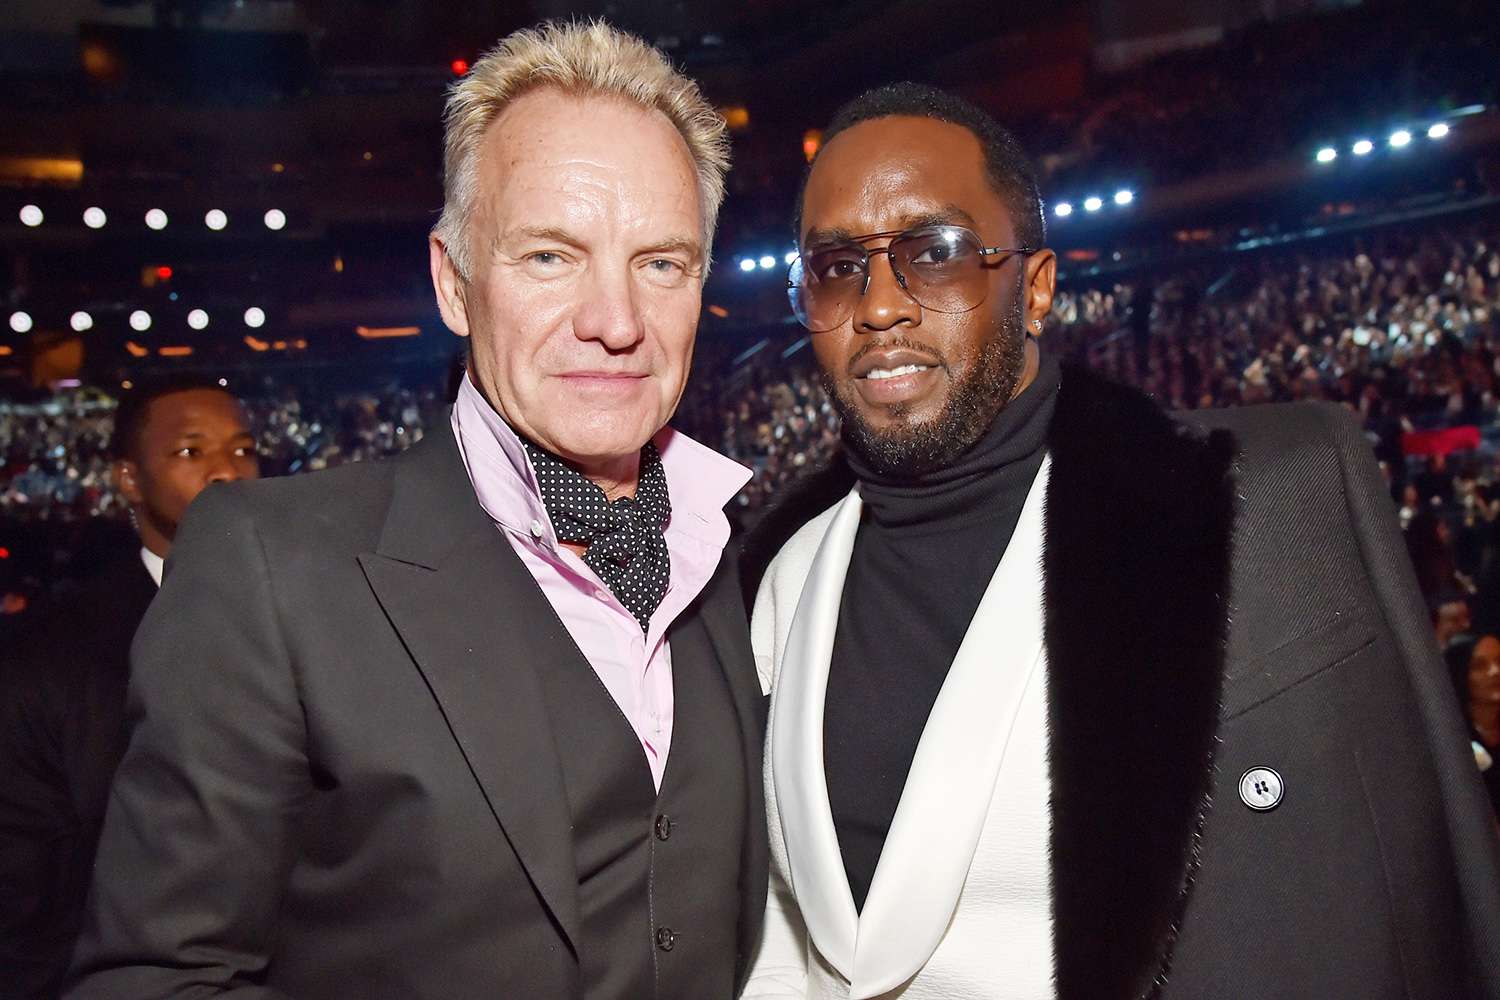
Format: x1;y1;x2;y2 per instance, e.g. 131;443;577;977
740;363;1238;998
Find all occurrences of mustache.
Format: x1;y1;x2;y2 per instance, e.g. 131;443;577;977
845;337;947;376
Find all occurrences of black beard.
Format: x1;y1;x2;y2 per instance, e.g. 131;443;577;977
822;303;1029;479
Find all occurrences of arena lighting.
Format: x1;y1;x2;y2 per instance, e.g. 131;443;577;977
204;209;228;230
69;310;93;332
1083;196;1104;212
1351;139;1374;156
450;58;469;76
243;306;266;328
1113;189;1134;206
129;310;152;332
738;258;756;273
263;208;287;230
83;206;107;228
8;311;32;333
187;309;209;330
19;204;43;227
218;377;228;387
784;251;798;265
1315;147;1338;164
155;265;173;281
1428;122;1450;140
758;255;776;270
1054;201;1073;217
1388;129;1412;148
145;208;168;230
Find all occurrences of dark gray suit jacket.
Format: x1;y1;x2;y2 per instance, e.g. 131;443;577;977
65;420;768;999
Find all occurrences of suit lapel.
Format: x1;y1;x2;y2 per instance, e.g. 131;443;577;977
852;458;1051;998
1043;365;1238;1000
770;490;865;977
357;422;582;955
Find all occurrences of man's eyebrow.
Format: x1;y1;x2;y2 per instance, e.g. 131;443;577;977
493;226;586;252
802;206;981;248
637;236;704;259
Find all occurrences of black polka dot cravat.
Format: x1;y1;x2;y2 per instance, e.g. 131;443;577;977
523;439;672;633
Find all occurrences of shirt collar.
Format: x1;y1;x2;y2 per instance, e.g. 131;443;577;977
450;373;750;546
140;546;164;588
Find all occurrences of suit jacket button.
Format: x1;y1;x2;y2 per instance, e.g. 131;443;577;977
1239;766;1284;811
655;813;672;841
656;927;675;951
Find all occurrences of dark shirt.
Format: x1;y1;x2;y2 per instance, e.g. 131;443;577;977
824;348;1059;911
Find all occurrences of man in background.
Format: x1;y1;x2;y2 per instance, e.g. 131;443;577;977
0;376;258;998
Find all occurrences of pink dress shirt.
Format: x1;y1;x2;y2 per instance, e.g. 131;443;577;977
450;375;750;790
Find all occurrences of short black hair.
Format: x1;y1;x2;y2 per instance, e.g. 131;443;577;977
110;374;241;461
798;82;1046;250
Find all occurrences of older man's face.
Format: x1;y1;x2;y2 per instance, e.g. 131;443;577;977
433;89;705;475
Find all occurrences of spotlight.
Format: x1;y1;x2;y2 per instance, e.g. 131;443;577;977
1351;139;1374;156
1388;129;1412;148
738;258;756;273
1315;147;1338;164
263;208;287;231
8;311;33;333
204;209;228;231
145;208;168;230
83;206;107;229
1054;202;1073;217
129;310;152;332
70;311;93;332
19;205;43;227
1428;122;1450;140
243;306;266;328
1083;196;1103;212
187;309;210;330
784;251;798;266
758;255;776;270
1113;189;1134;206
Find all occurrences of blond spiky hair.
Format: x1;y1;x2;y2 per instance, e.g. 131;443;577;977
433;19;731;280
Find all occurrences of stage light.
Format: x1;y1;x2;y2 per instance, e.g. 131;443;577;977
1388;129;1412;148
450;59;469;76
217;377;228;387
1083;196;1103;212
145;208;168;230
155;265;173;281
83;206;107;228
263;208;287;231
738;258;756;273
243;306;266;328
187;309;209;330
759;255;776;270
1428;122;1450;140
204;209;228;230
70;311;93;332
19;205;43;227
1054;201;1073;217
1316;147;1337;164
784;251;798;266
9;311;32;333
129;310;152;331
1114;189;1134;206
1351;139;1374;156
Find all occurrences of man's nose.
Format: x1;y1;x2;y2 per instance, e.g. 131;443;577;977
851;251;920;334
573;264;647;350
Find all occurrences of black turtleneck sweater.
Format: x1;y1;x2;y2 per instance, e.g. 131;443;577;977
825;347;1060;913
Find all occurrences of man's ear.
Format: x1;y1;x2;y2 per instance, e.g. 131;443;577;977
1024;249;1057;330
430;235;472;339
113;459;143;505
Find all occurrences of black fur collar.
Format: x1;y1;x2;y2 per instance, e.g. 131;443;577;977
739;363;1237;998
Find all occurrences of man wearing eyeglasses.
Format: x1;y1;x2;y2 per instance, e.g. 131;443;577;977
740;83;1500;999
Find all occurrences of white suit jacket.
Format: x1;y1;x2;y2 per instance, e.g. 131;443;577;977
744;460;1056;999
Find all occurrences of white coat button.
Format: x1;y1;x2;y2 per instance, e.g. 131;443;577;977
1239;767;1284;811
528;519;544;538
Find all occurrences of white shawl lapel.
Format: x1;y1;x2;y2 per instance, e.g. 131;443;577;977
771;457;1052;998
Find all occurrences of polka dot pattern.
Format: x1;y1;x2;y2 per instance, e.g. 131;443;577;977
523;440;672;633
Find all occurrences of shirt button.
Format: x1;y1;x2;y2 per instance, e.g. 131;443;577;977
655;926;675;952
655;814;672;841
528;519;544;538
1238;766;1284;811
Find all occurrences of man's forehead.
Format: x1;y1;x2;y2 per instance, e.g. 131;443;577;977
801;115;1006;238
146;390;249;435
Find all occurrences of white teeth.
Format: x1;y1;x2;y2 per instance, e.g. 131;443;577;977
865;364;930;380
